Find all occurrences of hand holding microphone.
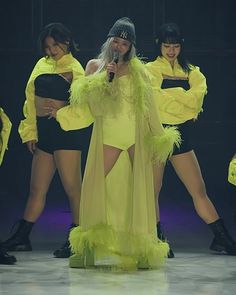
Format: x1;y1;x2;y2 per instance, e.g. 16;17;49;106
108;51;119;82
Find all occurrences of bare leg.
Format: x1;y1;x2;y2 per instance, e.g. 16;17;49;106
54;150;82;225
171;150;219;224
153;163;166;222
127;144;135;165
1;148;56;251
153;159;174;257
23;149;56;222
103;144;122;177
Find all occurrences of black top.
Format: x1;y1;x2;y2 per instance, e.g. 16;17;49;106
161;78;190;91
34;74;71;101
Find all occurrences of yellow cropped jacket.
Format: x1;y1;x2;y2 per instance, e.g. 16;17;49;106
18;53;93;143
0;108;12;165
146;57;207;125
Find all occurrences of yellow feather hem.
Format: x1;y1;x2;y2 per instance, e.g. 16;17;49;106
145;126;181;163
69;224;169;271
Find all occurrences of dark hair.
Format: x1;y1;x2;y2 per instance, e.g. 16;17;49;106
38;22;79;56
156;23;191;73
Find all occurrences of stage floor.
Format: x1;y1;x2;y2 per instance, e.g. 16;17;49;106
0;250;235;295
1;180;236;295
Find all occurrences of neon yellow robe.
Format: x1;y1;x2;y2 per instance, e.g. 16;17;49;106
146;56;207;125
0;108;12;165
69;57;181;271
18;53;93;143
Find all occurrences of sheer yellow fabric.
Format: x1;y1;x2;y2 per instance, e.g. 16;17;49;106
69;57;180;270
0;108;12;165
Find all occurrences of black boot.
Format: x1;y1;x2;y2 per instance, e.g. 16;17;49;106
1;219;34;251
0;243;17;265
209;218;236;255
53;223;77;258
157;222;175;258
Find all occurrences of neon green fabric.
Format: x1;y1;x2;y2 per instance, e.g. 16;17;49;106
69;57;180;270
228;158;236;186
0;108;12;165
146;56;207;124
18;53;93;142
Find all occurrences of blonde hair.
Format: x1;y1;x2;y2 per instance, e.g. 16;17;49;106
96;37;136;73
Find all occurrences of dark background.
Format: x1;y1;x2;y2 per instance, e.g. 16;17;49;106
0;0;235;249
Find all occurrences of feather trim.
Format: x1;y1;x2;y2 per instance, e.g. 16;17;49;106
129;58;152;118
69;57;153;118
70;71;123;117
145;126;181;163
69;224;169;270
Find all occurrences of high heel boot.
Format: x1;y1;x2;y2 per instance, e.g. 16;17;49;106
157;222;175;258
1;219;34;251
53;223;78;258
209;218;236;255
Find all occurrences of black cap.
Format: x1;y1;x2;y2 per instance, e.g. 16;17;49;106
107;17;136;45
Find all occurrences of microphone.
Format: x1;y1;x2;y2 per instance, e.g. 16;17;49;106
108;51;119;82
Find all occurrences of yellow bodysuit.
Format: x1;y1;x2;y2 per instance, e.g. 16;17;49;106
103;75;135;149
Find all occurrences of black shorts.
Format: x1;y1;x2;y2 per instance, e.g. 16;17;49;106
163;120;194;156
36;116;92;154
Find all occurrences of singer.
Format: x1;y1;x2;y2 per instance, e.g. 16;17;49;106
68;17;181;271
